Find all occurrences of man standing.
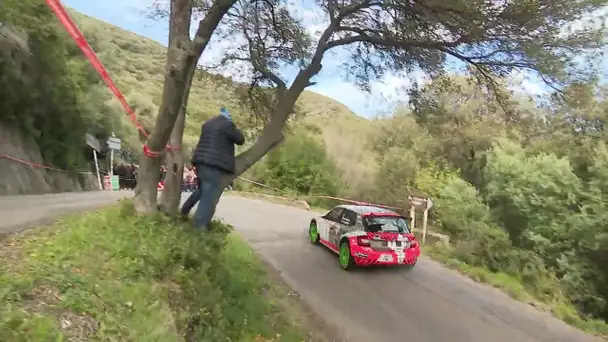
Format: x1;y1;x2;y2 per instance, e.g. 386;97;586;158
181;107;245;230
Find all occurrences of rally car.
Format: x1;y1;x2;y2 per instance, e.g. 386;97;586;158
308;204;421;270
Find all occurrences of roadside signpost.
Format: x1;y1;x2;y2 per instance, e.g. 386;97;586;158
106;133;121;178
86;133;103;190
104;133;122;191
407;195;434;244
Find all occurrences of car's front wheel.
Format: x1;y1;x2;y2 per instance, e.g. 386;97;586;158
308;221;320;245
339;241;355;270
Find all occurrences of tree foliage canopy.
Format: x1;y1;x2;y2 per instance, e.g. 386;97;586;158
217;0;606;99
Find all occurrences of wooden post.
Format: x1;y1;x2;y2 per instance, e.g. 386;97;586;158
408;195;433;243
92;149;102;190
421;208;428;244
409;206;416;232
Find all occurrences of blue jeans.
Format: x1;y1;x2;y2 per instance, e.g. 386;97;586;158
180;165;225;230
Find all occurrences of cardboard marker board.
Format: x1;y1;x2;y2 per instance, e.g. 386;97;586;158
407;195;434;244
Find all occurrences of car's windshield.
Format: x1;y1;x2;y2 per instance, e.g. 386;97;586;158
363;216;410;233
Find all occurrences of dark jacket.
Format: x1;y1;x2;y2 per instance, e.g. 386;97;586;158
191;115;245;174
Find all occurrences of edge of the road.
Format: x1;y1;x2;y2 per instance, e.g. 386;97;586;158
0;191;348;342
258;254;348;342
0;202;115;239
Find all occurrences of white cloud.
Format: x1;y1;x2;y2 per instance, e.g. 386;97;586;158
559;6;608;38
507;70;547;98
310;70;429;117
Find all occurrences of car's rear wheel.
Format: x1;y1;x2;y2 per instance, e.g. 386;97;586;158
339;241;355;270
308;221;320;244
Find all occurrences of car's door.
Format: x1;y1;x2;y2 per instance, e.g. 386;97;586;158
319;207;344;244
328;209;356;246
335;209;357;243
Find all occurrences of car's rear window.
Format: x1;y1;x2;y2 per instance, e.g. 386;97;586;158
363;216;410;233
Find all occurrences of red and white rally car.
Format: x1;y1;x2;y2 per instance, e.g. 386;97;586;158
308;204;421;270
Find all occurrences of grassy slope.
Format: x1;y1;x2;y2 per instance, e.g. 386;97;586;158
0;202;331;341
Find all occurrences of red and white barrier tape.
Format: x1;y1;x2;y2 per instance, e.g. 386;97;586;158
0;154;96;174
234;176;403;210
44;0;179;158
1;152;402;209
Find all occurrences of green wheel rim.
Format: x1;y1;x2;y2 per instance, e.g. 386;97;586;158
309;223;318;243
339;242;350;268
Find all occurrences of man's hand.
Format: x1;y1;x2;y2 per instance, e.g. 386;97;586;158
229;124;245;146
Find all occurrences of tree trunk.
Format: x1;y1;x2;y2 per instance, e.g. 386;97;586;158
134;155;163;214
158;64;196;215
133;53;198;213
132;0;238;215
158;109;186;215
133;0;196;214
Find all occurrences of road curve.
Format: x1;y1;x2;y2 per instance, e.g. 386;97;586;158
0;191;600;342
215;195;599;342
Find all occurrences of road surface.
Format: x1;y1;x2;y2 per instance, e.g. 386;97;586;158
0;191;600;342
0;191;129;235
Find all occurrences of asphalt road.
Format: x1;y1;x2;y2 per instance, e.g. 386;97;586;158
0;191;600;342
0;191;129;235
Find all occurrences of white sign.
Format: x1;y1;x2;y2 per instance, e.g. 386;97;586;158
107;136;121;150
85;133;101;152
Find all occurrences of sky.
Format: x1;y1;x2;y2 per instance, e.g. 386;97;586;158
62;0;606;118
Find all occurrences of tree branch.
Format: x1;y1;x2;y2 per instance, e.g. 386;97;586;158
169;0;195;43
241;21;287;89
192;0;238;55
337;0;381;21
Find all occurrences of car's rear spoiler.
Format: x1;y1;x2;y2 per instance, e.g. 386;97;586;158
362;212;410;221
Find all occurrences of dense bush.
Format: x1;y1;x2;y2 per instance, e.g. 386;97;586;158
0;0;126;169
244;127;343;203
399;80;608;326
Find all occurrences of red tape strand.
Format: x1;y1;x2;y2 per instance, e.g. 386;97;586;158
234;176;403;210
45;0;178;158
143;144;162;158
0;154;67;172
1;153;397;209
0;154;94;174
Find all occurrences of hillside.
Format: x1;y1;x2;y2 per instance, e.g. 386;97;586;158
71;11;369;161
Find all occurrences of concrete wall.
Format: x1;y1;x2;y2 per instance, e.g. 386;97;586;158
0;123;99;196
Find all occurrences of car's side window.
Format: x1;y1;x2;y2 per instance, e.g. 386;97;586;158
340;210;357;226
325;208;344;222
